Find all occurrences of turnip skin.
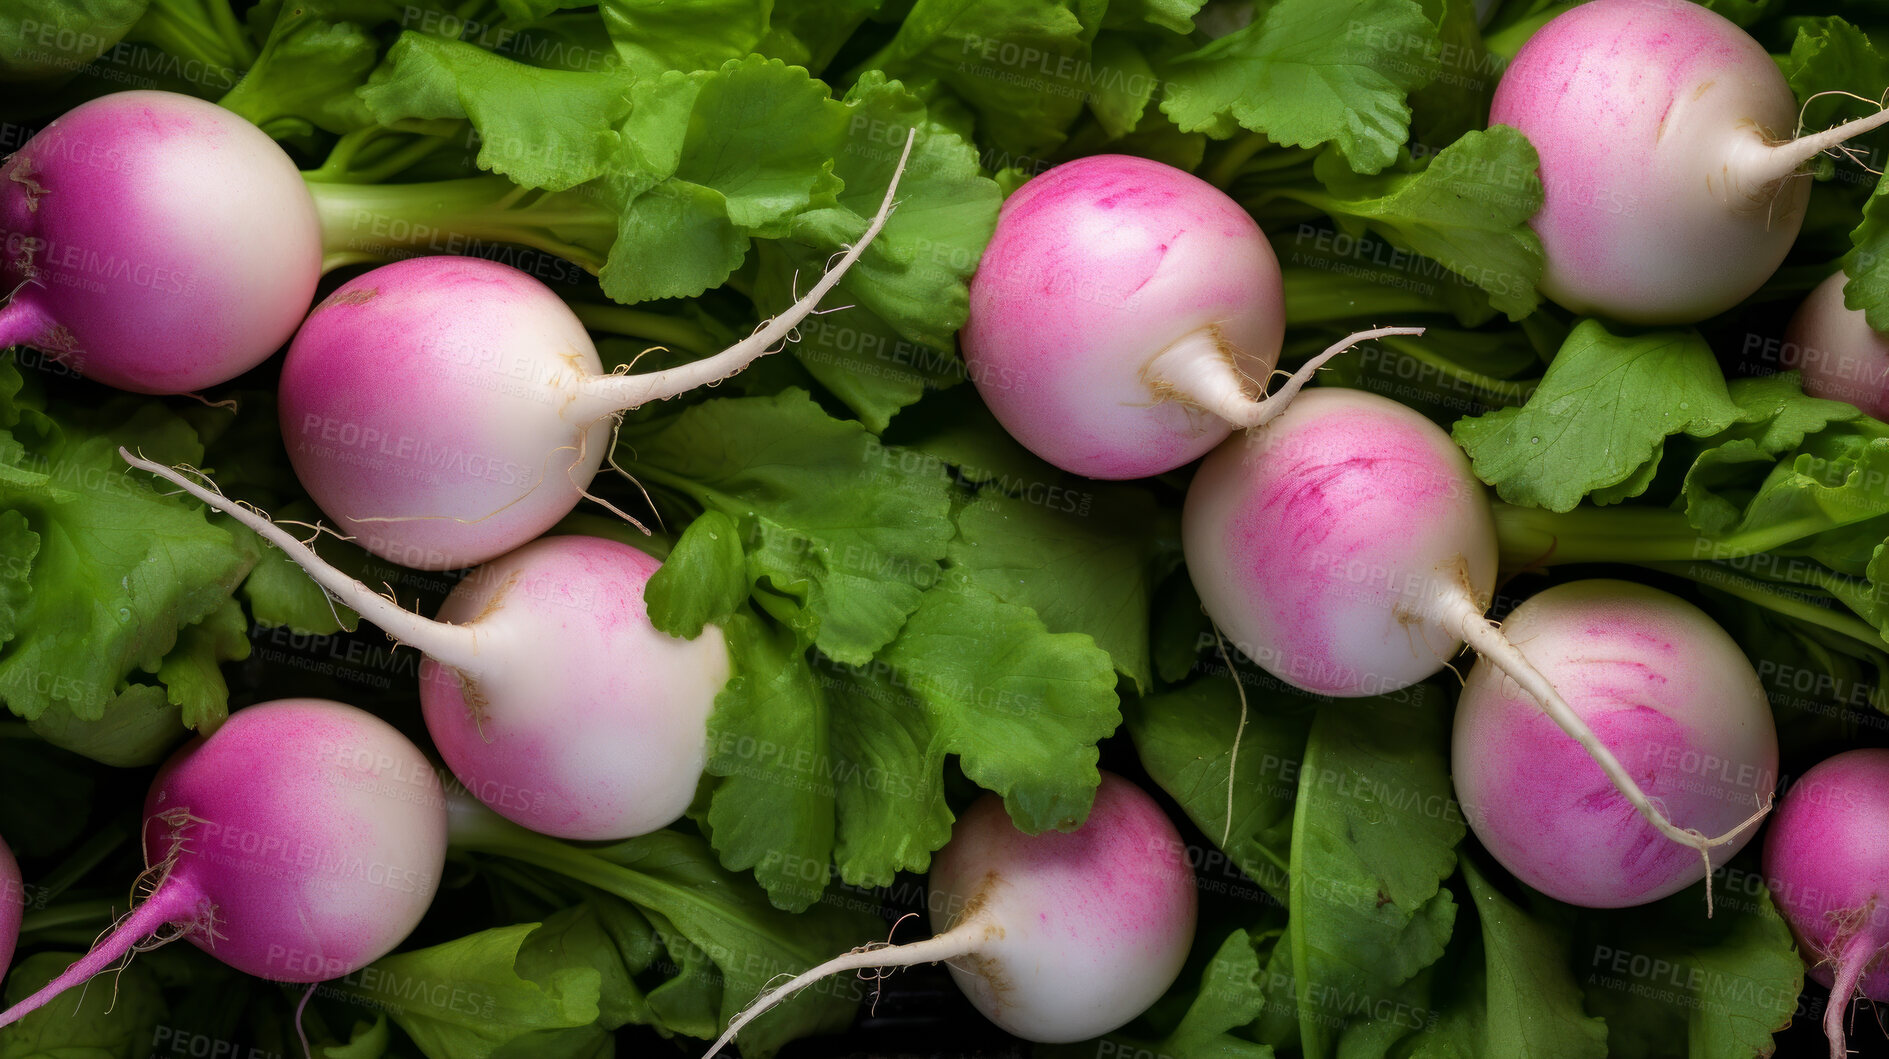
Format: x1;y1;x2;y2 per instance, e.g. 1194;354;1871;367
0;699;448;1028
0;91;322;393
925;773;1198;1043
1453;580;1778;908
277;257;611;572
1182;387;1498;698
1764;748;1889;1059
418;535;730;841
1783;271;1889;420
1490;0;1889;324
962;154;1284;479
703;772;1196;1053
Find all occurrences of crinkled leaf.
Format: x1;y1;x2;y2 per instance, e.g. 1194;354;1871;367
598;0;769;79
1290;686;1463;1059
645;510;748;638
153;595;249;732
0;0;145;82
1408;0;1499;147
25;682;182;767
1784;16;1889;134
700;613;837;911
360;33;632;190
218;2;378;137
1104;0;1205;34
1161;0;1439;174
1571;878;1801;1059
1129;676;1315;905
619;390;954;664
0;951;164;1058
1300;126;1545;319
1454;320;1742;512
950;486;1160;690
598;56;847;301
822;654;956;888
760;71;1002;352
0;375;255;725
865;0;1106;157
338;923;601;1059
760;0;886;73
879;572;1120;832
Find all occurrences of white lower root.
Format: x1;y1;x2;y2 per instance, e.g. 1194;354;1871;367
702;925;982;1058
1437;590;1771;917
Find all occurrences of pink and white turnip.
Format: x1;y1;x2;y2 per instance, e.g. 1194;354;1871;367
124;450;730;842
1765;748;1889;1059
0;699;447;1027
961;153;1416;478
1453;579;1778;908
704;772;1197;1053
1183;388;1770;881
1782;271;1889;420
1491;0;1889;324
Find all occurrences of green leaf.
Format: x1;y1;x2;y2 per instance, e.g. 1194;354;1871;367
1572;877;1801;1058
0;0;147;83
451;810;874;1057
865;0;1107;157
1290;687;1463;1059
1845;170;1889;331
1408;0;1500;147
1161;0;1439;174
1295;126;1545;319
645;511;748;638
1453;321;1743;512
620;390;954;664
25;683;183;767
598;0;769;79
1412;857;1608;1059
598;56;848;301
337;923;601;1059
879;572;1120;832
0;368;256;728
700;613;837;911
701;572;1119;906
153;595;249;732
1128;676;1316;905
361;33;633;191
0;951;164;1058
949;485;1161;690
218;1;379;137
1784;16;1889;135
1104;0;1205;35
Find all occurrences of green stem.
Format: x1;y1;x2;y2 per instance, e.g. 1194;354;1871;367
1493;503;1839;568
305;176;615;274
1204;132;1272;189
1281;267;1443;325
1641;562;1887;650
26;824;131;909
1373;334;1537;404
17;898;118;936
571;304;718;357
445;795;744;927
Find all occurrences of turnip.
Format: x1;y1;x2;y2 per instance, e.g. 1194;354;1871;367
960;152;1419;478
0;698;446;1028
1453;580;1778;908
122;449;730;842
1489;0;1889;324
0;89;908;413
1181;388;1767;881
1764;748;1889;1059
277;136;912;571
1782;271;1889;420
0;90;323;394
703;771;1196;1054
0;834;19;976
